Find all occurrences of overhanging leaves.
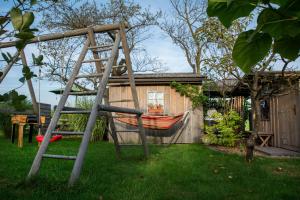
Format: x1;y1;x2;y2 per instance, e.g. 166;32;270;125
232;30;272;73
273;35;300;60
257;8;300;39
207;0;257;28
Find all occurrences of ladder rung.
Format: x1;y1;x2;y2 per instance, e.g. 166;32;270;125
42;154;77;160
88;44;113;49
91;47;112;52
109;99;133;103
116;130;140;132
69;90;97;95
52;131;84;135
98;105;143;115
82;58;108;63
75;73;103;79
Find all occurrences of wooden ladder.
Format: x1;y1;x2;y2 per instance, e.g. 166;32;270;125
26;24;149;186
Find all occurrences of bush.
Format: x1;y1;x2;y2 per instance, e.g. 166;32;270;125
203;110;242;147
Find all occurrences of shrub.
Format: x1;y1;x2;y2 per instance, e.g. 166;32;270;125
203;110;242;147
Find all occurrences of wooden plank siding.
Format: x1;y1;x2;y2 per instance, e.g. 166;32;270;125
257;86;300;152
108;85;204;144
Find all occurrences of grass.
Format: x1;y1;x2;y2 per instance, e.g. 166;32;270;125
0;130;300;200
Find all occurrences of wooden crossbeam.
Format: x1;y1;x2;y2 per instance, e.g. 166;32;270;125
0;23;128;49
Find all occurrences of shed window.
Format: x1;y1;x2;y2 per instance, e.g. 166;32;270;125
260;99;270;121
147;91;164;115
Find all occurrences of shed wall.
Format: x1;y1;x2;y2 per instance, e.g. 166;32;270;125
108;85;203;144
258;87;300;152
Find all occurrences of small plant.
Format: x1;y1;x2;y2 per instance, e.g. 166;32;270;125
203;110;242;147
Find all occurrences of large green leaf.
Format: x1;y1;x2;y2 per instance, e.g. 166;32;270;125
273;35;300;60
15;31;35;40
10;8;23;31
232;30;272;73
207;0;256;28
257;8;300;39
21;12;34;30
279;0;300;18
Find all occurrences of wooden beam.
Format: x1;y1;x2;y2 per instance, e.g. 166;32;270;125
87;27;105;73
0;23;128;49
119;23;149;158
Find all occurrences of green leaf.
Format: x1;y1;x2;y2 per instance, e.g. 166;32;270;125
279;0;300;18
15;31;35;40
207;0;256;28
19;77;25;83
0;16;9;25
257;8;300;39
32;54;44;65
1;53;10;63
10;8;23;31
273;35;300;60
30;0;37;5
232;30;272;73
21;12;34;30
16;40;26;51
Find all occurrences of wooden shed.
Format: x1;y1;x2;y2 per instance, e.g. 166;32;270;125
232;72;300;152
108;73;205;144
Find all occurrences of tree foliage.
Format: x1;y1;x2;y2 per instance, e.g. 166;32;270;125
207;0;300;73
38;0;163;89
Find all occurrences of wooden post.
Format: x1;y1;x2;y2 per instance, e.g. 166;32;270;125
26;38;91;181
68;33;121;186
20;50;39;115
104;91;121;158
119;23;149;158
87;27;105;73
18;123;25;148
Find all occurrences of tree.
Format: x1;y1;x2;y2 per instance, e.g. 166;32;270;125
207;0;300;73
38;0;164;90
159;0;208;74
206;0;300;161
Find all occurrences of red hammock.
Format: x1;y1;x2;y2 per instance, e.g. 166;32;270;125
115;113;184;130
36;135;62;143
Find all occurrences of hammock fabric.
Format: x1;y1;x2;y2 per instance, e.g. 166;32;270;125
36;135;62;143
115;113;184;130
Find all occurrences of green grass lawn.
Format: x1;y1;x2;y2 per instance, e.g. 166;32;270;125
0;130;299;200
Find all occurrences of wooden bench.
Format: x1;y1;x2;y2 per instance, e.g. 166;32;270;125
257;132;273;147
